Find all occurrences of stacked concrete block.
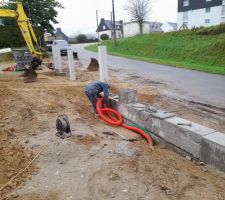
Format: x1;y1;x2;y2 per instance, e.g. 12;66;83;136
119;89;138;104
109;89;225;173
159;117;216;158
201;132;225;172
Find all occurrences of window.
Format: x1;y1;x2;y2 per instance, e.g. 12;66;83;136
205;19;210;24
183;0;189;6
221;17;225;23
183;11;188;21
223;0;225;5
206;0;211;2
206;7;211;13
222;5;225;15
103;25;106;30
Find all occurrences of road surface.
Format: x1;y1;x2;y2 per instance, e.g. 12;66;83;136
73;44;225;108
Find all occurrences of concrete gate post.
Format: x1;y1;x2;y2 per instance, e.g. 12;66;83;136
98;45;108;83
67;47;76;80
52;45;62;73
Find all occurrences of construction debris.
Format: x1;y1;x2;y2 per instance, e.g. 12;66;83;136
87;58;99;71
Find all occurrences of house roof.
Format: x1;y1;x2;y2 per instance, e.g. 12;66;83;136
97;18;123;32
55;28;69;41
167;22;177;30
149;22;163;32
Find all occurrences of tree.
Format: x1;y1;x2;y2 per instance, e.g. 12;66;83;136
3;0;63;33
76;34;87;43
100;34;109;40
125;0;151;34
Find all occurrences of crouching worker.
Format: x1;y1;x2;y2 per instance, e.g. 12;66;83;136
84;81;110;117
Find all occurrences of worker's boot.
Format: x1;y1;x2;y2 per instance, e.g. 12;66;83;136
24;68;37;83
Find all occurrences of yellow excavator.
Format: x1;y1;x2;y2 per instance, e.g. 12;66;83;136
0;1;42;82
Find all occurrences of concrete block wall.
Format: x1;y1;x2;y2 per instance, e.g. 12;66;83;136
110;90;225;173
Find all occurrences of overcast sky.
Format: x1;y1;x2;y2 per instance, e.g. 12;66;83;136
55;0;178;36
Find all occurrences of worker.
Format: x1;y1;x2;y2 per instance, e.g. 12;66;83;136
84;81;110;116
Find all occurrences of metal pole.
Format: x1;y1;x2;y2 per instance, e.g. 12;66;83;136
112;0;117;46
96;10;100;46
110;12;113;39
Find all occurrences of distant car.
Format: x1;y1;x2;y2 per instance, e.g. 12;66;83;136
45;41;53;52
52;40;78;59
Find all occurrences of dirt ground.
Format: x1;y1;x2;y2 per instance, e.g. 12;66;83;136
0;59;225;200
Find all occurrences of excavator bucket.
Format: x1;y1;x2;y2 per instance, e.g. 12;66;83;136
23;68;37;83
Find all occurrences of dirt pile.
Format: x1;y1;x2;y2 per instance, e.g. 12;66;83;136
0;129;36;198
87;58;99;71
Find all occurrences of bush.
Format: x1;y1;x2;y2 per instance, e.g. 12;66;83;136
194;24;225;35
86;38;99;43
76;34;87;43
100;34;109;40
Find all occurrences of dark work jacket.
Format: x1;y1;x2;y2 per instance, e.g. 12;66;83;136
85;81;110;99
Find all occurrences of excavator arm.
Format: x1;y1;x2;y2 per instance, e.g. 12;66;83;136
0;1;42;57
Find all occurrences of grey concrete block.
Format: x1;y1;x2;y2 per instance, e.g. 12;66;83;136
119;89;138;104
201;132;225;172
110;92;225;173
150;109;176;120
130;104;176;119
117;103;153;129
157;117;216;158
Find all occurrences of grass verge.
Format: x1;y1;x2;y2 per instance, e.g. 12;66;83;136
85;24;225;75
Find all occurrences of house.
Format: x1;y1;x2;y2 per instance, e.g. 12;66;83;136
123;21;177;38
97;18;123;39
44;32;56;43
55;28;69;41
44;28;69;44
178;0;225;29
160;22;178;32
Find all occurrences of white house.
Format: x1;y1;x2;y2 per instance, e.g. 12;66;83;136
123;21;177;38
96;18;123;39
178;0;225;29
160;22;177;32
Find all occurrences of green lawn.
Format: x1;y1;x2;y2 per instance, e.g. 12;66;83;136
86;25;225;75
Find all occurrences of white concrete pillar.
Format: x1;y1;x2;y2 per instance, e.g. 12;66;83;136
67;48;76;80
52;45;62;73
98;45;108;83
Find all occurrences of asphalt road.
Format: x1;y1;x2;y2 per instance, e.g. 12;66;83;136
73;44;225;108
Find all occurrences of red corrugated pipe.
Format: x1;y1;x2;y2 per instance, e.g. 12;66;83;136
96;98;153;145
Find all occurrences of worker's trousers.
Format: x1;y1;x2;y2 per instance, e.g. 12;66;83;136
85;90;98;114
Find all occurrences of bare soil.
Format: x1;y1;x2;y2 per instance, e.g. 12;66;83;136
0;59;225;200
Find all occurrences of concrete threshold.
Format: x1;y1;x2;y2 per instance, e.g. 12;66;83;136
109;89;225;173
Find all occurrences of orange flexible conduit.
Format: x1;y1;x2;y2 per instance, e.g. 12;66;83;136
96;98;153;145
